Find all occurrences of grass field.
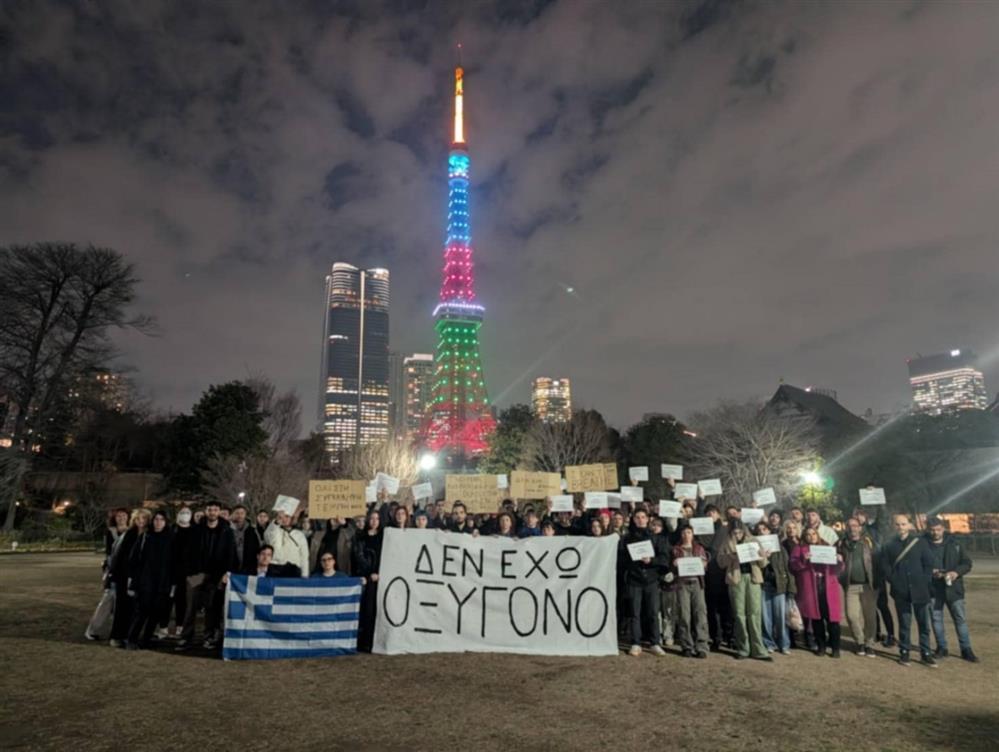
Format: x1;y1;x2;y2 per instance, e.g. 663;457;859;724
1;553;997;752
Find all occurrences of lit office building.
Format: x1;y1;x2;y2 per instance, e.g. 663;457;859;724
532;377;572;423
404;353;434;438
908;349;988;415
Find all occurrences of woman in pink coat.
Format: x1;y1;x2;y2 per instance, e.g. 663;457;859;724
790;527;845;658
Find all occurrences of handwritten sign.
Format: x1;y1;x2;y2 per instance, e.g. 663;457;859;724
550;495;574;513
661;464;684;480
690;517;715;536
740;508;765;526
736;542;762;564
674;482;699;500
628;466;649;483
752;488;777;506
510;470;562;499
272;495;300;517
658;500;682;518
584;491;608;509
411;482;434;501
757;534;781;554
374;472;400;495
698;479;723;497
859;487;886;506
601;463;619;490
810;545;838;565
627;540;655;561
566;464;609;493
308;480;366;518
445;474;502;514
620;486;643;502
676;556;705;577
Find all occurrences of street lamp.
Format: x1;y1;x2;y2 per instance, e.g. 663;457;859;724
419;453;438;472
800;471;821;486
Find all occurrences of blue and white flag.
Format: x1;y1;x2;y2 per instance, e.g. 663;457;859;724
223;574;363;660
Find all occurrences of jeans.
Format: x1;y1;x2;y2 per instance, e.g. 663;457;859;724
894;597;932;656
931;598;972;653
628;582;662;646
761;586;789;651
728;578;768;658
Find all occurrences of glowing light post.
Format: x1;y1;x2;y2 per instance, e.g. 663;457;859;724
425;62;496;456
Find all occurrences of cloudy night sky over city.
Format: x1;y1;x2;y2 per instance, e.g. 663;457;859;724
2;0;998;429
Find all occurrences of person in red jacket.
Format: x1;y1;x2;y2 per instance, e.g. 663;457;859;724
790;528;845;657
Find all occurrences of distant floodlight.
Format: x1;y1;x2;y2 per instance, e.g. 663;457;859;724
800;471;822;485
950;349;961;357
419;453;438;471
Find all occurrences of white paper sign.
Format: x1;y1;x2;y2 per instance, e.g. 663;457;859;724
658;500;682;518
628;466;649;483
584;492;607;509
375;472;400;495
550;495;574;513
676;556;705;577
627;539;655;561
673;482;699;500
698;479;723;497
757;534;781;554
690;517;715;536
736;542;762;564
365;484;377;503
810;545;838;565
661;464;684;480
741;508;765;526
620;486;643;502
560;477;568;491
497;474;509;490
859;487;886;506
411;482;433;501
272;494;300;516
752;488;777;506
605;493;622;509
373;529;619;656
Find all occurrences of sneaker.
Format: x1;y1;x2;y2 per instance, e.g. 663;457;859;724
899;652;911;666
664;636;675;647
154;627;169;640
109;639;123;648
681;648;694;658
628;644;642;657
921;653;938;668
865;646;877;657
779;648;791;655
855;646;866;657
203;638;217;650
695;650;708;659
961;649;979;663
934;647;948;659
650;645;666;657
84;632;99;642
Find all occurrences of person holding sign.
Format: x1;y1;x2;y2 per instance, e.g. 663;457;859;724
353;510;383;653
264;504;310;578
789;528;845;658
715;521;772;661
622;509;670;656
670;525;710;658
755;522;795;655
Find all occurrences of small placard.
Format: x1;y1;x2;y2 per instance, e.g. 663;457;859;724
810;545;838;565
736;542;761;564
272;495;300;516
605;492;622;509
658;500;682;518
411;482;433;501
698;479;723;497
661;464;684;480
757;534;781;554
583;492;608;509
620;486;643;502
859;487;886;506
628;466;649;483
741;508;765;526
497;474;509;490
627;540;655;561
374;472;400;495
365;484;377;504
676;556;705;577
550;494;574;513
673;482;699;500
690;517;715;536
752;488;777;506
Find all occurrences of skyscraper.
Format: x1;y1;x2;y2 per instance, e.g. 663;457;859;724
532;377;572;423
404;354;435;438
907;349;988;415
319;263;390;455
388;351;406;437
425;64;495;454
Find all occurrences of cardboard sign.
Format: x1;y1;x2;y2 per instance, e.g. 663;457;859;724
628;466;649;483
550;495;574;513
583;491;608;509
658;500;682;518
757;534;781;554
690;517;715;536
673;482;699;500
510;470;562;499
859;487;886;506
445;474;502;514
497;474;509;490
411;482;434;501
374;472;400;495
736;542;761;564
740;508;765;526
601;463;619;490
676;556;705;577
627;539;655;561
697;479;723;497
620;486;643;502
308;480;367;519
565;464;605;493
661;464;684;480
752;488;777;506
810;545;838;565
272;495;300;517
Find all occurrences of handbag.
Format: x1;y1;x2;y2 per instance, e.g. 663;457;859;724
786;598;804;632
84;587;116;640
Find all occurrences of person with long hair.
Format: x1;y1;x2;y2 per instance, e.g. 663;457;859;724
126;509;174;649
84;508;130;641
790;527;845;658
392;505;411;530
108;509;151;648
495;512;517;538
756;521;795;655
716;521;772;661
353;510;383;653
671;525;710;658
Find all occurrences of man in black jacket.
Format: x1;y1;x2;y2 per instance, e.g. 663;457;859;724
622;509;670;656
176;502;236;651
881;514;936;667
925;517;978;662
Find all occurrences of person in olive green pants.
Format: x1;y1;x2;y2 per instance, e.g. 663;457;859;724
716;521;773;661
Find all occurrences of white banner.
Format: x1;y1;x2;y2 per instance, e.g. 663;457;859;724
373;529;619;656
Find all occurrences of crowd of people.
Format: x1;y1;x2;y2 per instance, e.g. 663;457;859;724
83;481;980;666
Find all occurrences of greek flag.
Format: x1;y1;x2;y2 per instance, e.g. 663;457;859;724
223;574;362;660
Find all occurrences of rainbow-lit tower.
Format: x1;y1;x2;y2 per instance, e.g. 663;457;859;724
425;64;495;454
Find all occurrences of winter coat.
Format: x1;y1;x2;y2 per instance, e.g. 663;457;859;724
620;528;670;587
881;534;934;604
715;533;767;586
183;519;236;583
230;520;261;575
353;530;384;578
762;546;796;596
837;537;876;590
670;541;709;590
128;528;174;596
171;525;195;583
264;522;310;578
789;544;844;622
109;526;140;585
310;520;356;576
924;533;973;604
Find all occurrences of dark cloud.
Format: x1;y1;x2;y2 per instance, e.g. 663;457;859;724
1;0;998;431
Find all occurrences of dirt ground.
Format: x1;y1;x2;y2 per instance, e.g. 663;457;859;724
1;553;997;752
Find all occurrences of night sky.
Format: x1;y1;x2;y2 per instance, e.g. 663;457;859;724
3;1;998;429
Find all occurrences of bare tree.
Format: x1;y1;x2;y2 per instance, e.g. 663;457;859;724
687;400;820;505
0;243;153;530
522;409;613;472
336;439;420;488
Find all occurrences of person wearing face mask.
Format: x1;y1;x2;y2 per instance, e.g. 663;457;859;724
126;510;174;649
159;505;194;639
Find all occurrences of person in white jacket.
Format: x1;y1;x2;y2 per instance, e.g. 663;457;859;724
264;510;310;577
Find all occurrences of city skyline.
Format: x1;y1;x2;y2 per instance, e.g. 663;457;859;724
2;3;999;428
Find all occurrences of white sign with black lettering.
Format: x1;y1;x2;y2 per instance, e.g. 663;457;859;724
757;534;781;554
628;466;649;483
673;483;699;500
859;487;886;506
752;488;777;506
661;464;684;480
698;479;723;497
620;486;643;502
626;539;655;561
550;495;574;513
373;529;619;656
375;472;400;495
676;556;705;577
810;545;838;565
741;508;765;526
690;517;715;536
658;500;682;518
736;542;762;564
583;492;607;509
